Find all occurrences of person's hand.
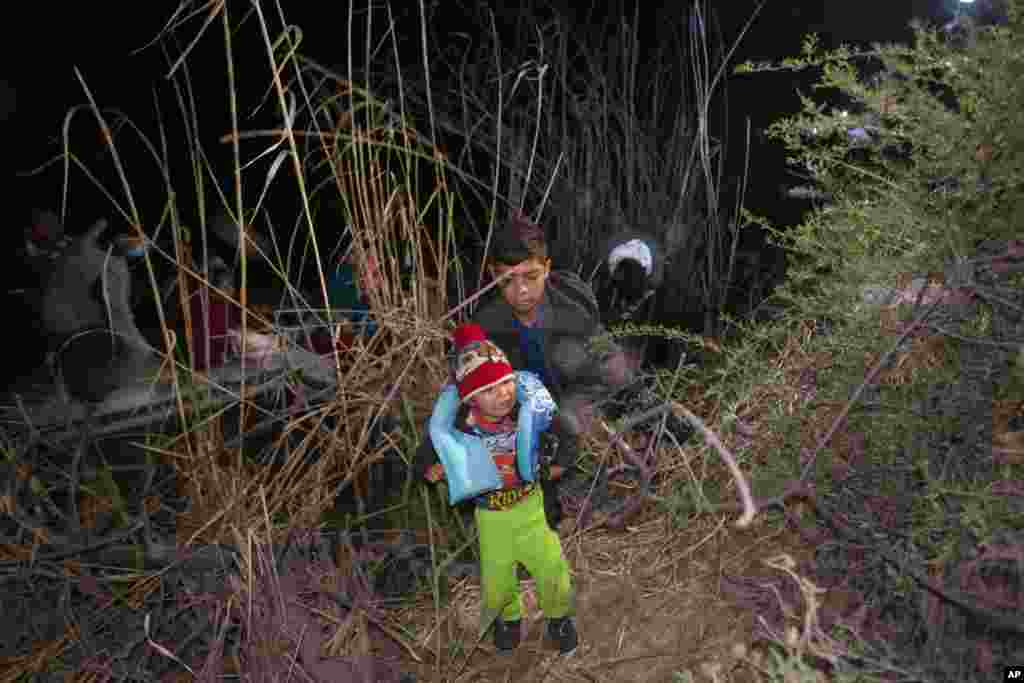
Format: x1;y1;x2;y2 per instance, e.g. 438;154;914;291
548;465;565;481
601;349;639;388
425;463;445;482
562;396;597;434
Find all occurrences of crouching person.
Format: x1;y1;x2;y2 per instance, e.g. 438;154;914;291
417;323;578;654
597;229;664;323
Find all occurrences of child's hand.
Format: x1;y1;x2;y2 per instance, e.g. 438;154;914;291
425;463;445;482
548;465;565;481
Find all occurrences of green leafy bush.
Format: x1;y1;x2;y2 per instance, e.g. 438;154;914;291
692;2;1024;680
740;3;1023;279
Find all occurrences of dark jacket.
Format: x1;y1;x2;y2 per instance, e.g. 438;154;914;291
472;270;635;402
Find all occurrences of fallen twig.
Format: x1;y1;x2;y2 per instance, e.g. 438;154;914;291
0;521;144;570
599;420;656;530
668;402;758;528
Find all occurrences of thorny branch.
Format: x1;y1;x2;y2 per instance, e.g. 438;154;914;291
598;397;757;528
707;296;945;524
671;402;757;527
811;496;1024;635
797;298;942;482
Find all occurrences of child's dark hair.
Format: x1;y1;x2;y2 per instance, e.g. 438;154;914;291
490;209;548;266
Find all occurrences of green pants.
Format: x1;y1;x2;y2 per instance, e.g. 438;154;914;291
475;486;574;631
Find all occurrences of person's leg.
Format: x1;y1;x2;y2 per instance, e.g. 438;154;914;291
514;489;574;619
540;427;576;530
514;488;578;653
475;506;524;626
540;477;563;530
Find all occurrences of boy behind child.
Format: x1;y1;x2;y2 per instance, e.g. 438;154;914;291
422;323;578;654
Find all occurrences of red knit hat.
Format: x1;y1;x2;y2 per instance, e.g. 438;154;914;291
452;323;514;402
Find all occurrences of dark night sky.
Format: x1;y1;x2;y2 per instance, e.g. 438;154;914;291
2;0;957;284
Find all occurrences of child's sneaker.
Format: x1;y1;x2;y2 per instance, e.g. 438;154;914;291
546;616;578;654
493;618;521;652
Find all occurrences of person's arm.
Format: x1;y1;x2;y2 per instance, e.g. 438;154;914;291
412;431;442;481
413;386;473;481
545;412;580;481
588;318;638;391
553;311;637;394
553;270;638;392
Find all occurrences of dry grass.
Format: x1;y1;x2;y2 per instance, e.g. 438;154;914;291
391;499;808;682
8;272;967;682
993;397;1024;464
0;1;826;680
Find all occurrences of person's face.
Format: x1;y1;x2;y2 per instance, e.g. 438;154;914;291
470;376;517;421
489;257;551;320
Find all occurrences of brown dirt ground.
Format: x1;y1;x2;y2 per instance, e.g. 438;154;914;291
392;504;816;683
